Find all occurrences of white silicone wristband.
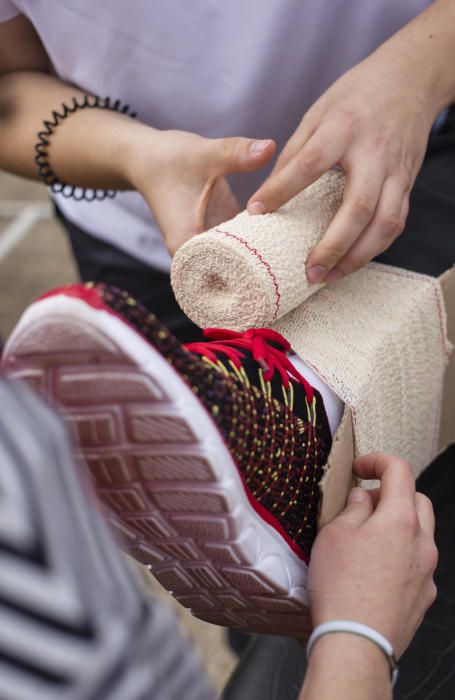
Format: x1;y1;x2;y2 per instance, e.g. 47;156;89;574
306;620;399;688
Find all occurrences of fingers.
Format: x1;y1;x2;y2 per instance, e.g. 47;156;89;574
245;128;410;283
246;124;346;214
353;453;416;509
415;493;438;590
269;120;316;177
211;136;276;175
321;176;409;279
367;487;381;510
305;165;385;283
333;486;374;528
415;493;436;536
204;177;241;230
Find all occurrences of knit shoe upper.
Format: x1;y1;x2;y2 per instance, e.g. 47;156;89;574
93;284;332;561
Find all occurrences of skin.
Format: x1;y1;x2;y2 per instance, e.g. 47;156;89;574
299;453;438;700
248;0;455;283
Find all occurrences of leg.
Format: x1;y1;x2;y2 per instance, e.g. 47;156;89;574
393;444;455;699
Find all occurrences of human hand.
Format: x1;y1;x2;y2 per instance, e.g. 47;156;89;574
307;453;438;658
247;41;439;284
128;129;275;255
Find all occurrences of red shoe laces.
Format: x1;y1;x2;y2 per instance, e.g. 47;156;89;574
186;328;314;403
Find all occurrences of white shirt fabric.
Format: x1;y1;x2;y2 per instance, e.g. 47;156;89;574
1;1;434;271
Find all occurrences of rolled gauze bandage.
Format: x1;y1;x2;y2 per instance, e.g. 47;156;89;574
171;170;344;330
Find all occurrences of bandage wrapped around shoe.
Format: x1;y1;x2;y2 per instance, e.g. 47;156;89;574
172;171;453;489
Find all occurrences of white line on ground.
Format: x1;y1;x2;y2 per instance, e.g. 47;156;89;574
0;200;52;218
0;204;52;263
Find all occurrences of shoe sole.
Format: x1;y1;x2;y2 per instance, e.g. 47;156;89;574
3;294;311;636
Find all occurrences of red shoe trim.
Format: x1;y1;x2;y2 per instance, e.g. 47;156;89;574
38;284;109;310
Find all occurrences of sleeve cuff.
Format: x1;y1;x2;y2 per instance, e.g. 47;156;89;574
0;2;20;23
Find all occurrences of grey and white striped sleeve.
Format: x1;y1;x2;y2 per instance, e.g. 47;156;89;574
0;379;215;700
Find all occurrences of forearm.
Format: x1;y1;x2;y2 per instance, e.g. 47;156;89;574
298;635;392;700
373;0;455;117
0;70;157;189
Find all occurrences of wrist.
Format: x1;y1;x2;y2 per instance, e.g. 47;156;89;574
300;633;392;700
310;632;389;672
369;40;440;126
374;2;455;119
120;120;163;190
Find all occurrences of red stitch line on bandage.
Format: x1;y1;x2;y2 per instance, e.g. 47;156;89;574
214;229;281;320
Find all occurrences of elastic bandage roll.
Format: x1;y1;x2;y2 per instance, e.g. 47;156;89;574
171;171;344;330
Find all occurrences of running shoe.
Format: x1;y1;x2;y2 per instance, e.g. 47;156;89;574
2;283;332;636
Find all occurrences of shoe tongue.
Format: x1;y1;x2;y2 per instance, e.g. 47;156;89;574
209;348;311;423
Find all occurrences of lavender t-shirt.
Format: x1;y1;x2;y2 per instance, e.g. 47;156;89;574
0;1;434;269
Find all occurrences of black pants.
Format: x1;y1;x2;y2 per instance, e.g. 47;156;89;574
57;113;455;700
54;208;202;343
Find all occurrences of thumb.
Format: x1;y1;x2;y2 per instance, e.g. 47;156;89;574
336;487;373;528
210;136;275;175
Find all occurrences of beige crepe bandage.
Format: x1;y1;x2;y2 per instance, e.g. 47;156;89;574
171;171;453;494
172;171;344;330
273;264;451;476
